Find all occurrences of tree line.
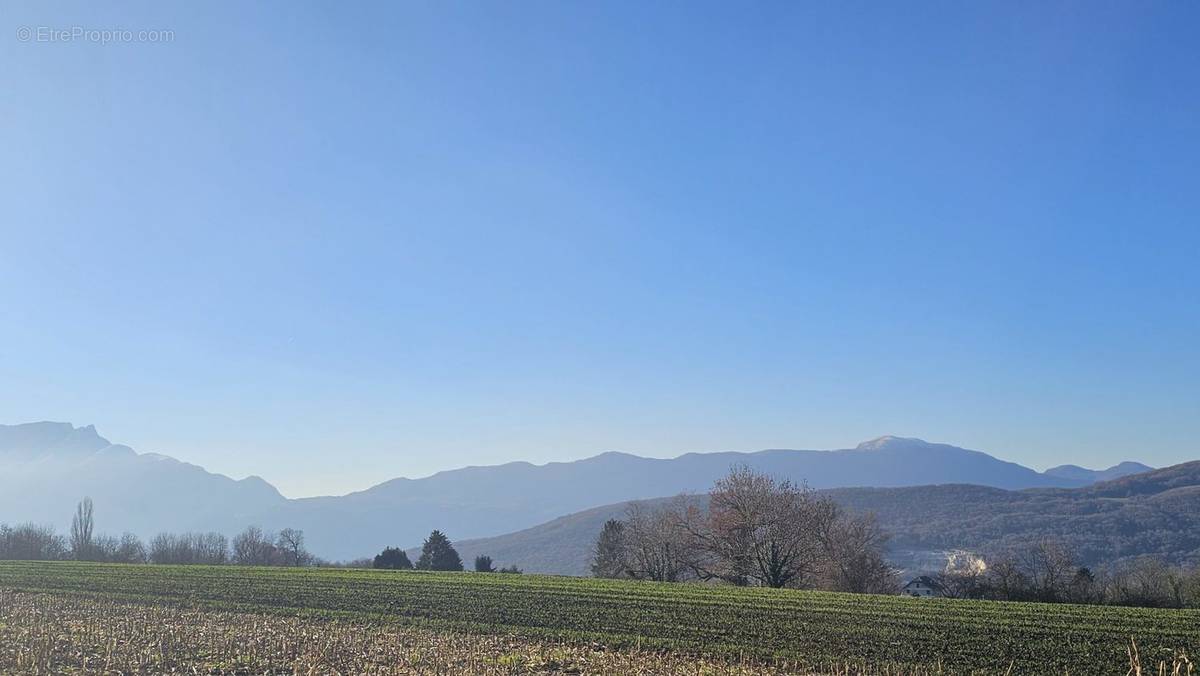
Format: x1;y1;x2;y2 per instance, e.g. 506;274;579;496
369;530;521;574
591;466;898;594
2;498;523;575
588;467;1200;609
933;537;1200;608
1;497;315;566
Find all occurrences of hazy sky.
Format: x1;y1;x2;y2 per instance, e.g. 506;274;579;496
2;2;1198;498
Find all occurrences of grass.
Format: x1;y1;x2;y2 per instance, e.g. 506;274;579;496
1;561;1198;674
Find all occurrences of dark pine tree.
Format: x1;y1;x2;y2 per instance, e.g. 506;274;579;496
373;546;413;570
591;519;628;578
416;530;463;571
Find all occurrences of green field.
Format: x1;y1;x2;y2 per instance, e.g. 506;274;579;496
1;561;1197;674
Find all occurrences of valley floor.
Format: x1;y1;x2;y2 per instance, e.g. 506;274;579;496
0;562;1197;674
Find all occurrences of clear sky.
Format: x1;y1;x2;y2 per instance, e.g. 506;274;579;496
2;1;1197;498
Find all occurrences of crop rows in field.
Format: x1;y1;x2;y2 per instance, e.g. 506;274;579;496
1;561;1197;674
0;589;787;675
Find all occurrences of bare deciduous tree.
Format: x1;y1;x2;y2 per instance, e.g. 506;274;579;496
197;532;229;564
149;532;228;565
591;467;897;593
695;466;834;589
819;511;898;594
622;500;694;582
115;532;148;564
1020;537;1078;602
276;528;309;567
1103;557;1187;608
69;497;95;560
232;526;278;566
983;554;1030;601
0;523;68;560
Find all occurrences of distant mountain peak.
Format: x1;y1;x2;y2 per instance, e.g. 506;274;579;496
1111;461;1155;471
0;421;110;457
590;450;641;461
1043;461;1155;483
855;436;930;451
66;422;107;443
1;421;288;541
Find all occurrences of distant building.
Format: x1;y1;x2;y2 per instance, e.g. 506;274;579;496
901;576;940;598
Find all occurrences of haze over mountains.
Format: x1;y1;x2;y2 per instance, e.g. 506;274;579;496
0;421;1159;562
0;422;285;537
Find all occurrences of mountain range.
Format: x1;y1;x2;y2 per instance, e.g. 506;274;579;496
1043;461;1155;483
0;422;285;537
0;421;1162;562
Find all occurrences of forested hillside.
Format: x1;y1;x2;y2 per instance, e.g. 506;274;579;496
454;462;1200;575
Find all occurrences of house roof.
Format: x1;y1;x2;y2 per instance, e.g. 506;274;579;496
903;575;939;588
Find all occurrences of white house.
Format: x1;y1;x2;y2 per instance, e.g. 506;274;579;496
901;576;940;598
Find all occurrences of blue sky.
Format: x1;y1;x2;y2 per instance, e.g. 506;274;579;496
2;1;1197;497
